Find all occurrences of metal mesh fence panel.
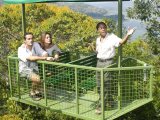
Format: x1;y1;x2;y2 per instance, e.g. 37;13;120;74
8;55;153;120
119;69;150;107
8;58;19;97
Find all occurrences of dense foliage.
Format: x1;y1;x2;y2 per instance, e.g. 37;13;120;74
127;0;160;55
127;0;160;118
0;2;159;120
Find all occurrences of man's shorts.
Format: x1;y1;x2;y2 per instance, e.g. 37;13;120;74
19;68;38;80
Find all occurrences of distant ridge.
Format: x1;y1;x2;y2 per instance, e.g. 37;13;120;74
55;2;108;19
55;2;125;20
0;0;3;4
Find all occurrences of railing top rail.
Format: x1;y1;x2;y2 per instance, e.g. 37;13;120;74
8;55;153;71
8;56;19;60
122;57;147;65
103;65;153;71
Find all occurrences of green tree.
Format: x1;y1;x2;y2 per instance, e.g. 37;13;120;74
123;38;152;61
127;0;160;55
127;2;160;117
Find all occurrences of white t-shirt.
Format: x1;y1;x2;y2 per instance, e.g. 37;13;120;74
96;33;121;59
18;42;47;73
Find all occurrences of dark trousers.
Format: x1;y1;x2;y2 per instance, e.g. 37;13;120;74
96;59;113;108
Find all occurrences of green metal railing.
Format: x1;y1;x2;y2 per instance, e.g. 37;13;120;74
8;53;153;120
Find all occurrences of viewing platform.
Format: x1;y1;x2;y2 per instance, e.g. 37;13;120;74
8;53;153;120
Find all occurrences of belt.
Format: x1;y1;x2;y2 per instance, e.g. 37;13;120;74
98;58;113;62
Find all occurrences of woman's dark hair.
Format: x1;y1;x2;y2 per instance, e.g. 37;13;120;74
96;22;107;30
40;32;52;49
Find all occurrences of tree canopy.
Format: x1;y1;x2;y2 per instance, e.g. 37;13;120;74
127;0;160;55
0;2;159;120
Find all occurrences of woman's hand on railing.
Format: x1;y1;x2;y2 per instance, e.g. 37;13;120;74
54;54;59;61
46;57;55;61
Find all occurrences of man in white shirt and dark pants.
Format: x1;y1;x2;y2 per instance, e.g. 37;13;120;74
95;22;135;114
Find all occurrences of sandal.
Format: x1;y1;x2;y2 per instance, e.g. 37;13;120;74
35;90;43;97
29;93;41;101
95;108;101;114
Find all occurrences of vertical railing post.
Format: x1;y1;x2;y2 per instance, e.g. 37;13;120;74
22;4;26;36
118;0;123;64
8;57;13;97
118;71;121;110
43;63;47;106
149;67;153;99
101;69;104;120
118;0;123;110
143;64;147;99
75;67;79;114
25;77;29;90
16;59;21;99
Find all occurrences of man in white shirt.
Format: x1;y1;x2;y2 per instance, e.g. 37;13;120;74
18;32;53;101
95;22;135;114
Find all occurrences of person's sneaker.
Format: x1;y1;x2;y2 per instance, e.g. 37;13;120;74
95;108;101;114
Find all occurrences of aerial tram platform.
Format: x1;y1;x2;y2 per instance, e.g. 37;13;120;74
8;52;153;120
4;0;153;120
